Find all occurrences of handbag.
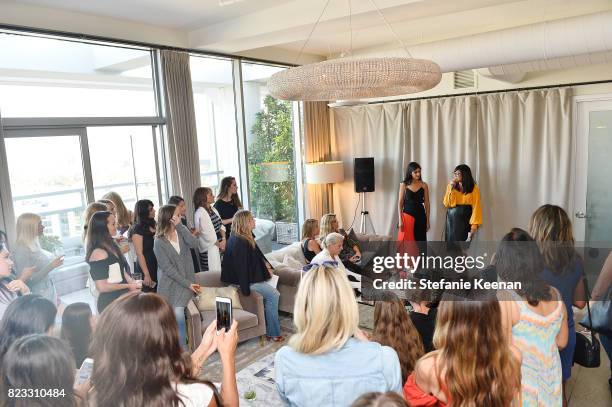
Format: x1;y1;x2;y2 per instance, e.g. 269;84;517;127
574;276;601;368
580;285;612;336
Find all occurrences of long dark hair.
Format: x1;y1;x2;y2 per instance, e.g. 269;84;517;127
60;302;93;367
432;296;521;407
0;295;57;361
494;228;552;305
1;334;77;407
132;199;155;229
372;291;424;383
217;176;242;208
403;162;422;185
89;293;220;407
454;164;475;194
85;211;124;264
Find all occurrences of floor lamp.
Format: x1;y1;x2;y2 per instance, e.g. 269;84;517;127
304;161;344;218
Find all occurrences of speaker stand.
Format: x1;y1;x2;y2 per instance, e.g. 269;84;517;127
358;192;376;235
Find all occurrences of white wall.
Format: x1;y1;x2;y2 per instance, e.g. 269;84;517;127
356;61;612;104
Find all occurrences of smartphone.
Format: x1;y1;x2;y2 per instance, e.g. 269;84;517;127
75;358;94;386
216;296;232;332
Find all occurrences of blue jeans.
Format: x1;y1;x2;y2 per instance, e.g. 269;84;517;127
174;306;187;350
600;332;612;378
251;282;281;337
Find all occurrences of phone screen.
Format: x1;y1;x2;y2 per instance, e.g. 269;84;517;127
216;297;232;332
75;358;94;386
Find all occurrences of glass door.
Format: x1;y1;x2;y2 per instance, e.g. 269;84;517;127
573;98;612;277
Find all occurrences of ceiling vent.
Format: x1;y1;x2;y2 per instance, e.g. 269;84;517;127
454;70;475;89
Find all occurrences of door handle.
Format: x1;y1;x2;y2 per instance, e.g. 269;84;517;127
575;211;589;219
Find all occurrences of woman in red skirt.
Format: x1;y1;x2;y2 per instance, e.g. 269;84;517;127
397;162;430;264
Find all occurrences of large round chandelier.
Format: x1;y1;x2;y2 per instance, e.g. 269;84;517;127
268;0;442;101
268;57;441;101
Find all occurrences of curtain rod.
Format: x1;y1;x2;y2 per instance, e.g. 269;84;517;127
0;23;297;68
365;79;612;105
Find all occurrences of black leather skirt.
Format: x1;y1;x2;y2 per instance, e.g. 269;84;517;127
445;205;472;242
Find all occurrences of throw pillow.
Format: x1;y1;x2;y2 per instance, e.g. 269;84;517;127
195;286;243;311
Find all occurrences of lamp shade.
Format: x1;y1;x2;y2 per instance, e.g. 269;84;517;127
305;161;344;184
260;161;290;182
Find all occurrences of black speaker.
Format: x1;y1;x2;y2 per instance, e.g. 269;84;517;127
354;157;375;192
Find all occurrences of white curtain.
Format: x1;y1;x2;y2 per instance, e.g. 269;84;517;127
331;88;572;241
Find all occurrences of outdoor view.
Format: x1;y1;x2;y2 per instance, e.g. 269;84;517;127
242;62;300;244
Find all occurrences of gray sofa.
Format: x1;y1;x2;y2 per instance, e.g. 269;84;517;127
266;232;392;314
186;271;267;350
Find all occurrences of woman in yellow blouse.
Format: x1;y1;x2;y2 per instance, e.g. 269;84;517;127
443;164;482;242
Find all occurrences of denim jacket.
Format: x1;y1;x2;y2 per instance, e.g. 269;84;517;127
274;338;402;407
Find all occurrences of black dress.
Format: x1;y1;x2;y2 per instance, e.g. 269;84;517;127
87;252;129;313
403;187;427;242
302;239;317;263
129;223;157;292
410;308;437;353
214;199;239;236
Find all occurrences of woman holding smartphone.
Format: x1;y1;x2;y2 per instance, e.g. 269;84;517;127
154;204;202;349
86;211;140;313
443;164;482;242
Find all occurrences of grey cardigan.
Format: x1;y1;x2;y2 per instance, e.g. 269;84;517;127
11;245;56;303
153;224;200;307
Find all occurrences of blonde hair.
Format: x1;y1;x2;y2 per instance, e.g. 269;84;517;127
290;265;358;355
232;210;256;248
15;213;42;250
155;205;177;240
319;213;338;238
529;204;577;275
301;219;318;240
101;191;132;227
83;202;108;240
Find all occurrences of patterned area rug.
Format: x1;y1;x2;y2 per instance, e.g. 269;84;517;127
197;304;375;384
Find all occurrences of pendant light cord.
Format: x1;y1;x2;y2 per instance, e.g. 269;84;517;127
294;0;332;64
367;0;413;58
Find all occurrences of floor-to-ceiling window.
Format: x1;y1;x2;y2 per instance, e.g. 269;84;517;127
241;62;302;245
190;56;241;194
0;31;164;263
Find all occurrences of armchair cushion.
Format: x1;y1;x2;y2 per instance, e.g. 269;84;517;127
200;309;259;331
195;286;243;311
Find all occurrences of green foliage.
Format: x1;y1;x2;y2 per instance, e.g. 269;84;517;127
248;95;297;222
39;234;62;253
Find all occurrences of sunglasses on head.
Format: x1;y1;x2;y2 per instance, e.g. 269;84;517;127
302;260;338;272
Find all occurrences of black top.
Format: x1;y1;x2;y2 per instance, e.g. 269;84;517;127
221;235;269;296
410;308;437;353
214;199;239;236
302;239;317;263
87;252;129;313
129;223;158;282
403;187;425;216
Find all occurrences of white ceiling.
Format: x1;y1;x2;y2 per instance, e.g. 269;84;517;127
5;0;612;60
